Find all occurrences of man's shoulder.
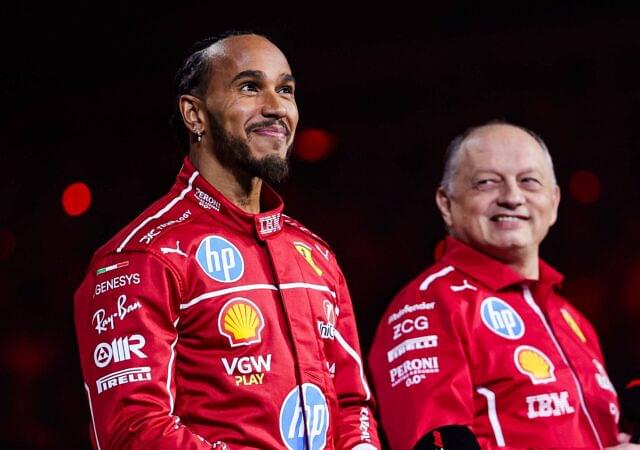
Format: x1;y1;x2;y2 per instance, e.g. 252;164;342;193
282;214;333;253
91;189;203;265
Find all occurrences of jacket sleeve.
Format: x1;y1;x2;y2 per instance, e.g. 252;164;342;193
74;250;223;450
368;279;476;450
331;268;381;450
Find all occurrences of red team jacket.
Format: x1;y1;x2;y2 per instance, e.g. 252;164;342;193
74;157;379;450
368;237;619;450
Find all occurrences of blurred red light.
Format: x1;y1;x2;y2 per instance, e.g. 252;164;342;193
0;228;16;261
569;170;601;204
62;182;92;216
294;128;336;162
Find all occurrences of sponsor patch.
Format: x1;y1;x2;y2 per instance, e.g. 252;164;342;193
279;383;329;450
387;302;435;324
593;359;616;394
194;187;221;211
449;279;477;292
514;345;556;384
96;366;151;394
560;308;586;343
387;335;438;363
218;298;265;347
96;261;129;276
318;299;337;340
392;315;429;340
196;236;244;282
359;408;372;443
92;294;142;335
257;213;282;237
389;356;439;388
94;334;147;368
160;241;188;257
139;210;192;244
294;241;323;276
480;297;525;339
221;354;272;386
525;391;575;419
93;273;141;297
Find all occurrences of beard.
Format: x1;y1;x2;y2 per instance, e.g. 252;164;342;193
207;111;292;185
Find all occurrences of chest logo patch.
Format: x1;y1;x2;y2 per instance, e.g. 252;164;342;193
560;308;587;343
279;383;329;450
218;298;265;347
514;345;556;384
480;297;525;339
294;241;323;276
196;236;244;283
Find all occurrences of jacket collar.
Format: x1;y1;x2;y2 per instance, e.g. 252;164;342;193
440;236;564;291
176;156;284;240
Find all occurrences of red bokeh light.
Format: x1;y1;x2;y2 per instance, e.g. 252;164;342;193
294;128;336;162
62;182;92;216
569;170;601;204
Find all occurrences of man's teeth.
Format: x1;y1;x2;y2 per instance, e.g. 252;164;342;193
496;216;520;222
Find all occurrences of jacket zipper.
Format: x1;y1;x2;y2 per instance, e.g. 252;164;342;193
521;285;603;449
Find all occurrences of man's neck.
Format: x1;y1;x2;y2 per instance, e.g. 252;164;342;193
505;256;540;281
189;149;262;214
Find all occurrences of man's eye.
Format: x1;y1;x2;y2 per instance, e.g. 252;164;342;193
240;83;258;92
279;85;294;95
521;177;542;186
476;179;498;188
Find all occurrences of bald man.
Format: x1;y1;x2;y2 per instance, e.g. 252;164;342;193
369;121;632;449
74;32;379;450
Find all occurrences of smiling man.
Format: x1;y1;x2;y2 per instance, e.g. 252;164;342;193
74;32;379;450
369;121;632;449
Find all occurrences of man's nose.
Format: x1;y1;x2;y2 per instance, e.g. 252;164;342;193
497;179;525;208
261;91;287;118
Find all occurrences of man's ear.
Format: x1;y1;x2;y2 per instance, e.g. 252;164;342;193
178;94;207;135
435;187;454;228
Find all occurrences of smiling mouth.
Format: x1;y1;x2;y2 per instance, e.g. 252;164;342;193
251;126;287;139
491;215;529;222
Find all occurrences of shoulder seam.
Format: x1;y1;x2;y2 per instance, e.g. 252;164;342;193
418;265;455;291
116;170;199;253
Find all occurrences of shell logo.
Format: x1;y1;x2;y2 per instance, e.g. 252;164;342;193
514;345;556;385
218;298;265;347
561;308;587;343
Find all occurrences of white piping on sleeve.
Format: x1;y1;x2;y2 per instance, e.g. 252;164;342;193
419;266;455;291
116;171;199;253
84;383;102;450
167;318;180;415
476;387;505;446
521;286;604;449
333;329;372;401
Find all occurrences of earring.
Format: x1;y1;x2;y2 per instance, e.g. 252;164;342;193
193;127;203;143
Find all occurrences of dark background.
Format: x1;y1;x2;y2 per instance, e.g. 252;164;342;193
2;3;640;448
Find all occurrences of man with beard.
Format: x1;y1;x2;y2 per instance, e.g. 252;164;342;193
74;32;380;450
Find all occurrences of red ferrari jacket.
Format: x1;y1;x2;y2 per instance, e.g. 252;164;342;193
74;157;379;450
368;237;619;450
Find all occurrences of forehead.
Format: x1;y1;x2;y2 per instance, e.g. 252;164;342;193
205;35;292;83
458;125;551;176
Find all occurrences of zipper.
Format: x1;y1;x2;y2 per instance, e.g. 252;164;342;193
521;285;603;449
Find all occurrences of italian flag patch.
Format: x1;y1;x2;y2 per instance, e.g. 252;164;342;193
96;261;129;275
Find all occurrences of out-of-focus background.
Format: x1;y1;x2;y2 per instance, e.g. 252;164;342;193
2;4;640;448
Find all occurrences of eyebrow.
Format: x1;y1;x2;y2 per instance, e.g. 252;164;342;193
231;70;296;84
